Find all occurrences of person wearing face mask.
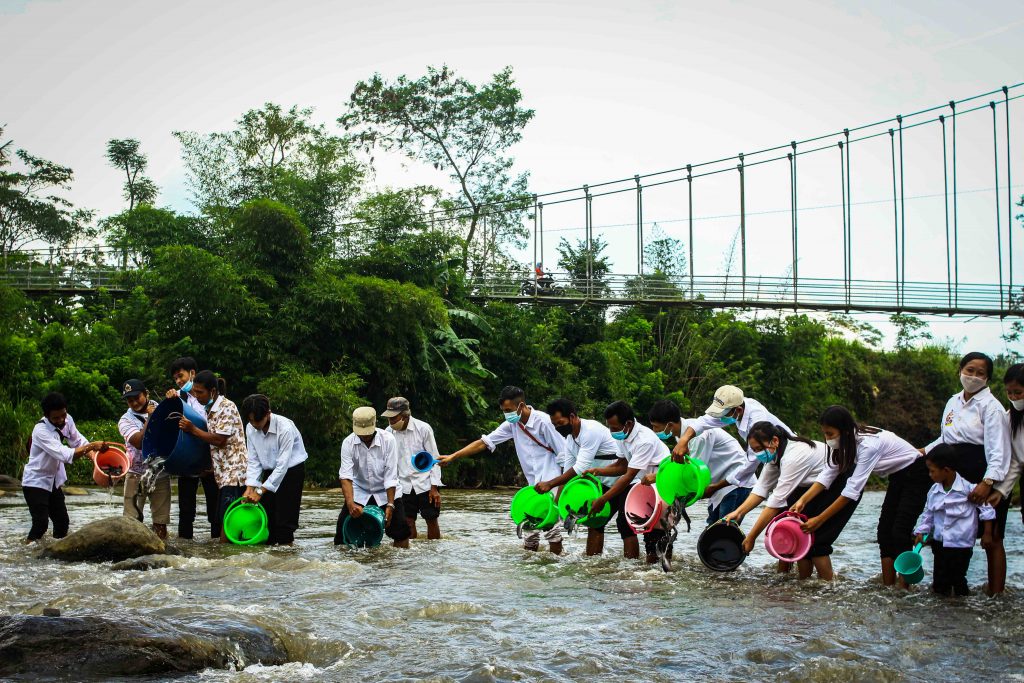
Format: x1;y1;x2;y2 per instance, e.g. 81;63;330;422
241;394;308;545
789;405;928;586
647;399;755;524
118;379;171;540
532;398;636;557
384;397;443;541
22;392;103;541
984;364;1024;593
177;371;248;542
671;385;793;466
439;386;566;554
166;356;218;540
723;422;835;579
923;351;1010;595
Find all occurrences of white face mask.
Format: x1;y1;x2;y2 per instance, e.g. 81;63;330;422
825;437;841;449
1011;398;1024;411
960;373;987;394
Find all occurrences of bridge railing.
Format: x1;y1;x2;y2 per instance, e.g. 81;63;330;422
0;263;125;292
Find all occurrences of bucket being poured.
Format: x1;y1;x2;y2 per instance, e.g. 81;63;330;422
223;498;269;545
655;457;710;508
556;475;611;529
623;483;665;534
764;511;814;562
342;505;386;548
509;486;558;531
697;518;747;572
91;443;131;487
894;535;928;585
411;451;439;473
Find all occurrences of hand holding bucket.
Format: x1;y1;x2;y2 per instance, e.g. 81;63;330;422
90;443;131;487
894;534;929;584
763;511;814;562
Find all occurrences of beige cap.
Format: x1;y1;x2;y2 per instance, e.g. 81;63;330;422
352;406;377;436
705;385;744;417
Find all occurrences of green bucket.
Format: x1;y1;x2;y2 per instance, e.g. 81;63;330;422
556;475;611;528
223;498;269;545
342;505;386;548
894;535;928;585
655;457;710;507
509;486;558;531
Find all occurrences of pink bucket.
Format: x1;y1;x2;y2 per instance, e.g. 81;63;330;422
624;483;665;534
91;443;131;487
764;511;814;562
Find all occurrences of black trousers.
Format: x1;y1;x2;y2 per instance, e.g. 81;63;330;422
932;540;973;596
177;472;219;539
335;494;410;544
261;463;305;545
877;456;932;559
22;486;69;541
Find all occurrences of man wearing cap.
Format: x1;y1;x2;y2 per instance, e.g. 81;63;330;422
673;385;792;470
118;379;171;539
335;406;410;548
384;397;443;540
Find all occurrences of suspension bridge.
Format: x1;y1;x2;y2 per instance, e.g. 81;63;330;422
3;84;1023;317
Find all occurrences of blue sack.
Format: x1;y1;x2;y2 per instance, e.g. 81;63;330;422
142;395;212;476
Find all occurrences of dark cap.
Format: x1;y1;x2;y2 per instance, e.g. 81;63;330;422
381;396;410;418
121;379;147;399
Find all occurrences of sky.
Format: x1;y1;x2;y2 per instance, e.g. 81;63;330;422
2;0;1023;354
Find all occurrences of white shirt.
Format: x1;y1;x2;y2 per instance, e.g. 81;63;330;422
997;411;1024;498
389;416;443;495
179;389;204;415
561;419;623;488
339;429;400;506
616;422;671;477
751;439;828;509
23;415;88;491
481;408;564;486
690;397;793;458
245;414;309;492
925;387;1010;481
815;430;922;502
914;473;996;548
682;418;756;508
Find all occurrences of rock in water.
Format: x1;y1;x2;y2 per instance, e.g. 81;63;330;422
0;474;21;490
111;554;187;571
39;516;165;562
0;614;288;677
62;486;89;496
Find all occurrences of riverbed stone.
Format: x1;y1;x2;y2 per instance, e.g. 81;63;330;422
111;553;187;571
0;474;21;490
39;516;165;562
62;486;89;496
0;614;289;677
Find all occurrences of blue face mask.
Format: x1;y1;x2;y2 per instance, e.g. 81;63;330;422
504;411;520;424
720;416;737;425
205;396;215;408
180;379;193;393
754;449;775;464
611;430;627;441
654;430;673;441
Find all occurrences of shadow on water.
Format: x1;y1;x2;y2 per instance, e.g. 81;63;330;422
1;489;1022;682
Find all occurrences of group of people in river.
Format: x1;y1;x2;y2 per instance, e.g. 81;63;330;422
18;351;1023;597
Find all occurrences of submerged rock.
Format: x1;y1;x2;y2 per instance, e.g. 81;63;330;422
39;516;165;562
111;553;187;571
62;486;89;496
0;614;288;677
0;474;21;490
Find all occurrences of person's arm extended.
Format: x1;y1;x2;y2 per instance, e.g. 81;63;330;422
790;482;827;514
588;466;639;516
385;486;396;525
438;439;490;465
341;479;362;517
723;491;765;524
740;504;783;553
799;494;853;533
586;457;628;478
671;425;700;461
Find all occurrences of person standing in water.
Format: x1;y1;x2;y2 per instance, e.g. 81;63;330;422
988;364;1024;562
166;356;218;540
119;379;171;540
439;386;566;554
384;397;443;540
22;392;101;541
923;352;1010;595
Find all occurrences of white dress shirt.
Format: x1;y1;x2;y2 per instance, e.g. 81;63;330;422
481;408;564;486
690;397;793;458
914;473;996;548
996;412;1024;498
815;430;922;502
751;439;828;509
245;414;309;492
925;387;1010;482
561;419;623;488
617;422;671;477
339;429;400;506
389;416;443;495
681;418;756;508
23;415;88;491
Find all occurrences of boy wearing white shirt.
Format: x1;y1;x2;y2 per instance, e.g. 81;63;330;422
383;396;443;540
335;406;410;548
915;445;995;596
440;386;565;554
22;392;101;541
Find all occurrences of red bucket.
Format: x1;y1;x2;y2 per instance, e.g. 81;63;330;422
91;444;131;487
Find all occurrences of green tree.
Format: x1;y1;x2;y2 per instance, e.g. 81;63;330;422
890;313;932;350
105;138;158;210
231;199;311;295
103;205;208;267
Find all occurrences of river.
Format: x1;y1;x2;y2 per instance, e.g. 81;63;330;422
1;488;1022;682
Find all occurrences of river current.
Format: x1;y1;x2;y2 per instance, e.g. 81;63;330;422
1;489;1022;682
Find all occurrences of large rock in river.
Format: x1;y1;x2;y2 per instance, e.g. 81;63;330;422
39;516;165;562
0;614;288;677
0;474;21;490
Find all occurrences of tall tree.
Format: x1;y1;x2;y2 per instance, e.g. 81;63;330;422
105;138;158;210
340;65;534;271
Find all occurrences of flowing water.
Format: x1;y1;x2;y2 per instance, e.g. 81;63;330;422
1;489;1023;682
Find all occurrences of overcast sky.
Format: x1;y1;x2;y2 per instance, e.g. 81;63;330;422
2;0;1022;354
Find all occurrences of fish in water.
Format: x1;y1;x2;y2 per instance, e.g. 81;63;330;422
100;465;123;477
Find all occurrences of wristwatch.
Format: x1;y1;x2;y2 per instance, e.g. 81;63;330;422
255;487;265;496
982;478;995;486
385;502;395;509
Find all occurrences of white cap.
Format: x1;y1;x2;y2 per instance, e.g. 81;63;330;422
705;385;744;418
352;406;377;436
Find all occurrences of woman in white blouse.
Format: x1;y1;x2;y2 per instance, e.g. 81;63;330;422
790;405;929;587
724;422;835;580
925;352;1010;595
988;364;1024;594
